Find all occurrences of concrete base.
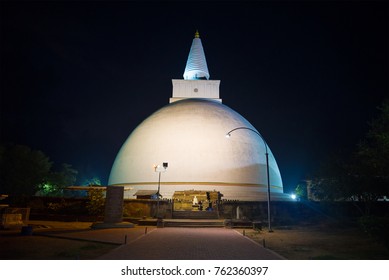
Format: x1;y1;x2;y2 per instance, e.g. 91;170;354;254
91;222;135;229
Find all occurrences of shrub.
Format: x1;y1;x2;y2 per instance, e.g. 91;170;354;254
86;189;105;216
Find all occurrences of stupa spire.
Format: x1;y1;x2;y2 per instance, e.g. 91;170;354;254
183;30;210;80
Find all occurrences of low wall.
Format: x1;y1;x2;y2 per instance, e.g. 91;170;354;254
221;200;389;225
123;199;173;218
8;196;389;224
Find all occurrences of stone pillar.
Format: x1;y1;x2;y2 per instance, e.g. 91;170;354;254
104;186;124;224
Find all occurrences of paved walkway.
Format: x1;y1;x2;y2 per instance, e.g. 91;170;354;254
38;225;284;260
97;227;283;260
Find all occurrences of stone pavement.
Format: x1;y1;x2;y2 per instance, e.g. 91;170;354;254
97;227;284;260
38;225;284;260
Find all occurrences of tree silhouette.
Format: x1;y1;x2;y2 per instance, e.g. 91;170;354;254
310;99;389;213
0;144;52;195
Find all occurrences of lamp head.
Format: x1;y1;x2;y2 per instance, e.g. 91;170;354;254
154;162;168;172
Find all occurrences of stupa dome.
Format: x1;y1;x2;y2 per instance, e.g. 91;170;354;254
108;98;284;201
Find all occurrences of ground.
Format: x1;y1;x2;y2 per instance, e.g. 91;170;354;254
1;220;388;260
0;221;116;260
236;223;389;260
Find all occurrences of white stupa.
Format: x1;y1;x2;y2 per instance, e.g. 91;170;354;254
109;31;287;201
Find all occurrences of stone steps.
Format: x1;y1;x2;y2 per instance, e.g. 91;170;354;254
162;219;225;227
137;218;257;228
137;218;225;227
172;211;219;219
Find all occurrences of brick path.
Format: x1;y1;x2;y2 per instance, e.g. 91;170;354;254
34;221;284;260
95;227;284;260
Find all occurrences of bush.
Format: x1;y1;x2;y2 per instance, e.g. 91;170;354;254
86;189;105;216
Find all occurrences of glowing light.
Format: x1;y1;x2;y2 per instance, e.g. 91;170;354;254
41;183;54;193
291;194;297;200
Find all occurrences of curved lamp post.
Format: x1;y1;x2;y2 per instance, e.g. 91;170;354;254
226;127;273;232
154;162;168;218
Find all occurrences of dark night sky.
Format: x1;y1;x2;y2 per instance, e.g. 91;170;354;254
1;1;388;193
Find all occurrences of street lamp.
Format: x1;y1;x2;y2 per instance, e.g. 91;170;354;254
226;127;273;232
154;162;168;218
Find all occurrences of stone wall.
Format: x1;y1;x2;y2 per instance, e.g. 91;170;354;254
123;199;172;218
18;195;389;223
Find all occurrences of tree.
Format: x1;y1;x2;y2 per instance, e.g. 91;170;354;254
82;177;102;186
0;144;52;195
310;152;355;201
37;163;78;196
309;99;389;213
294;182;308;200
356;99;389;194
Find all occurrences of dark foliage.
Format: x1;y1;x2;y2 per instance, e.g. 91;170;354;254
0;144;52;195
310;100;389;214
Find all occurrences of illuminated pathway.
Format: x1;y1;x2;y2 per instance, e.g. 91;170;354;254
97;227;284;260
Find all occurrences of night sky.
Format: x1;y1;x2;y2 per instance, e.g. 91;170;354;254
1;1;388;193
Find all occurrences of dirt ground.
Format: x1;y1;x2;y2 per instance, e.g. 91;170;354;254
0;221;116;260
237;224;389;259
1;220;388;260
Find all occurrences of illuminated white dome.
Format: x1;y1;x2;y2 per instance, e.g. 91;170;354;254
109;98;284;201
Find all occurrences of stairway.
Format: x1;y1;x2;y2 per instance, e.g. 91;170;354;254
162;219;225;227
137;210;223;227
172;210;219;219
